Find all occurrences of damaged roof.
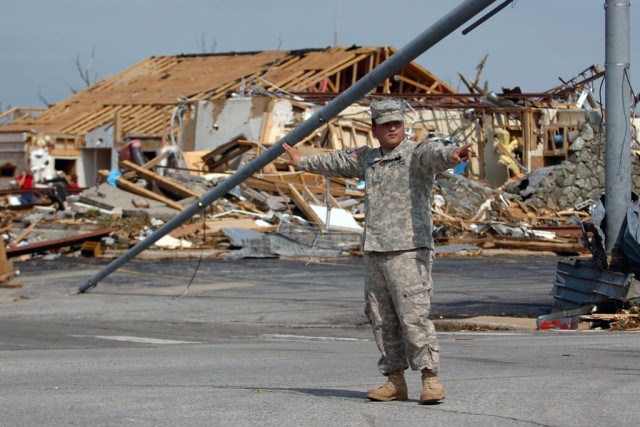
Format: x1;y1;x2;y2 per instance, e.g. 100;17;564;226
0;46;457;140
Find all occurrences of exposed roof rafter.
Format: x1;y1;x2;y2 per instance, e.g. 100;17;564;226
0;46;457;140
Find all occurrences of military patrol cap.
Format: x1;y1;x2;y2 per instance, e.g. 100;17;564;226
370;99;404;125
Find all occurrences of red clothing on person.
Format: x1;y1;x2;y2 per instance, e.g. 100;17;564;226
18;172;33;189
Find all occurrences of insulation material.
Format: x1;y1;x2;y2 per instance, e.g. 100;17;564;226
493;128;521;175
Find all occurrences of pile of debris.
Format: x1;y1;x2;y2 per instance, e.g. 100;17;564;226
3;108;639;321
3;80;639;266
1;136;595;265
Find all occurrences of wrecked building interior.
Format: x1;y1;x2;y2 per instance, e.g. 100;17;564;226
1;46;639;329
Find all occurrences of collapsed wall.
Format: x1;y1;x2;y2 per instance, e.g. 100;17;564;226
508;111;640;211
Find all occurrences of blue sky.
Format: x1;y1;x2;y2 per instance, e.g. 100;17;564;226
1;0;638;109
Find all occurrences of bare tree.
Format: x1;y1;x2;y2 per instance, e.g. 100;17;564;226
30;48;100;107
65;48;99;94
197;32;217;53
37;86;53;108
457;54;490;95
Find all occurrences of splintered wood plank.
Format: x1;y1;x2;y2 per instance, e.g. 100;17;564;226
302;181;340;208
120;160;202;198
0;238;13;283
182;151;210;175
204;218;276;234
328;193;341;208
122;152;169;179
301;185;321;205
328;123;343;150
97;170;184;211
287;183;325;228
10;222;38;247
259;101;276;143
487;238;586;253
169;222;206;239
201;139;256;172
5;228;114;258
580;314;640;321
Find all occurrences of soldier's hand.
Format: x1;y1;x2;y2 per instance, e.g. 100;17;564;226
282;143;300;167
451;143;474;163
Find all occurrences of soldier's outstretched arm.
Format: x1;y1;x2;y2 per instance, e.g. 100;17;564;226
282;143;300;167
451;143;474;163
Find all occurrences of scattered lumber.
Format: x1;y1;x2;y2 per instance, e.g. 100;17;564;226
97;170;185;211
5;228;114;258
580;313;640;331
120;160;202;199
0;237;13;283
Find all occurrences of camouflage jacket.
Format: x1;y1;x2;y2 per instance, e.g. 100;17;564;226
297;138;458;252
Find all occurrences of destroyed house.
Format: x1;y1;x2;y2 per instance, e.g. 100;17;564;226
3;46;640;314
0;45;458;190
1;46;632;198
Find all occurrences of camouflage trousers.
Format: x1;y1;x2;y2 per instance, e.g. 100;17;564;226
364;248;440;374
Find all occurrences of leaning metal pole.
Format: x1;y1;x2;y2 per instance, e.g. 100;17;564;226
78;0;499;293
604;0;632;250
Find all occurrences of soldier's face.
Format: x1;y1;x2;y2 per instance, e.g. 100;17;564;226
373;120;405;149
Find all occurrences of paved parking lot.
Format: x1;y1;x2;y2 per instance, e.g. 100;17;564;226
1;255;639;426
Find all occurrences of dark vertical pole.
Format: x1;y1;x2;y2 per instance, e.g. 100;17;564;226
604;0;632;250
78;0;499;293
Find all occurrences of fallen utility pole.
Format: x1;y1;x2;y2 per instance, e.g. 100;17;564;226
78;0;501;293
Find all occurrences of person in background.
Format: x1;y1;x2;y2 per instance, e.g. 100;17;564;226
16;170;36;204
282;99;472;404
61;172;79;189
69;174;79;189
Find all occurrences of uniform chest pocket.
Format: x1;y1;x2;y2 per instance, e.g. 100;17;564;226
369;158;405;183
367;163;383;184
384;158;405;168
372;167;383;183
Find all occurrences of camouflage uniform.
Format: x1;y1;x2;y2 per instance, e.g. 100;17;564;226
298;131;457;375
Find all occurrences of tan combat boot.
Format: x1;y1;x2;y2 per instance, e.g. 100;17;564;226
419;369;445;404
366;370;408;401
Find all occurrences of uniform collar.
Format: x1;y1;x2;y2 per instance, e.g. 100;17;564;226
378;138;409;158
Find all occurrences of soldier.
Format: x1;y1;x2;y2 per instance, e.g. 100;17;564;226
282;98;472;404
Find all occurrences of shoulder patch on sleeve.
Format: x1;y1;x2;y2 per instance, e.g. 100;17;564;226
347;146;368;159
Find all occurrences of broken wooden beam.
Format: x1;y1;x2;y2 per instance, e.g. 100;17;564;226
486;238;586;253
580;313;640;321
10;221;38;247
5;228;114;258
287;183;326;229
121;151;169;180
98;169;185;211
0;238;13;283
120;159;202;199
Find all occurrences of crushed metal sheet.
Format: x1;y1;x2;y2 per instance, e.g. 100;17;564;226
549;257;640;309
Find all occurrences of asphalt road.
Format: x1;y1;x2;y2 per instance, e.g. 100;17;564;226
1;254;639;426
